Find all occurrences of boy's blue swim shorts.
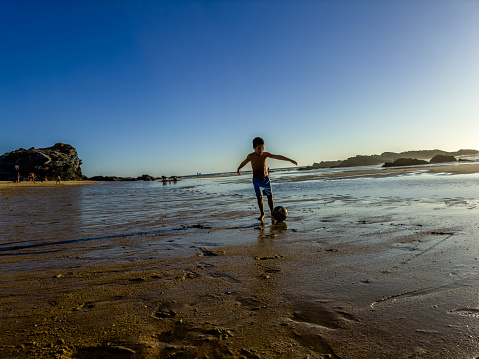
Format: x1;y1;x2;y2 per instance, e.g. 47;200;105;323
253;176;273;197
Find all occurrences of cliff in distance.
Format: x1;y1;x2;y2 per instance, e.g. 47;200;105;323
304;149;479;170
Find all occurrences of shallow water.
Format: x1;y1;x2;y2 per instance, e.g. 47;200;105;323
1;170;478;273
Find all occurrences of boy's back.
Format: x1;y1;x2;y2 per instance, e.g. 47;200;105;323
248;151;270;179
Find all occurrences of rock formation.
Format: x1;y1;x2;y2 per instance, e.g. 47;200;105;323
382;158;429;167
136;174;157;181
0;143;83;181
382;154;464;167
88;176;134;181
429;154;457;164
330;155;384;168
88;174;163;181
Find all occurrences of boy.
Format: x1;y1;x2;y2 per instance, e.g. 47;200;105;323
237;137;297;222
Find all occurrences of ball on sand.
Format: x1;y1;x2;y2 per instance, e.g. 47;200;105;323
272;206;288;222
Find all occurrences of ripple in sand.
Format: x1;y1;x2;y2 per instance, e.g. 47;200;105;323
449;308;479;318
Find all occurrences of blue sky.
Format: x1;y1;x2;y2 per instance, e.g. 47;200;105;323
1;1;478;177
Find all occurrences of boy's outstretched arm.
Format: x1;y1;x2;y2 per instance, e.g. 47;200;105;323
267;153;298;166
237;155;251;175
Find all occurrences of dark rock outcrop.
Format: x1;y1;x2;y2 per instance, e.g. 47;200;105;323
310;160;343;169
330;155;384;168
429;154;457;164
89;175;166;181
382;158;429;167
88;176;133;181
137;174;157;181
0;143;83;180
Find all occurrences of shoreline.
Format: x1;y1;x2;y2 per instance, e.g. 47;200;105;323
0;180;99;186
310;163;479;178
0;180;99;191
291;162;479;181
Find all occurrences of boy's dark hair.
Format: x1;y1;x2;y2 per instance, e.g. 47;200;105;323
253;137;265;148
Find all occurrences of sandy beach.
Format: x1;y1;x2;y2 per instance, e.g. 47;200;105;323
1;164;479;358
293;162;479;181
0;180;98;189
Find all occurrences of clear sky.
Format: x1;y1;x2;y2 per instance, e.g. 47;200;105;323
1;1;478;177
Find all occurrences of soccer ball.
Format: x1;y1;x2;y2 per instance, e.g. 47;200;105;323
272;206;288;222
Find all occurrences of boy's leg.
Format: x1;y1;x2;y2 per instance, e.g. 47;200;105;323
267;195;275;221
256;195;265;221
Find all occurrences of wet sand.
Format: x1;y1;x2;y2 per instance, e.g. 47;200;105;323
1;165;479;358
0;180;98;186
293;162;479;181
0;180;98;191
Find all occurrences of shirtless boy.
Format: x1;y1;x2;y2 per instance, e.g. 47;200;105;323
237;137;297;222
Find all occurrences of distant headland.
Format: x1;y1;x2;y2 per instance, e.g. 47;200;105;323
301;149;479;170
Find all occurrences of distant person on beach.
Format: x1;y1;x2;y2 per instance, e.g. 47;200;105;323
56;176;61;185
28;173;36;183
237;137;297;222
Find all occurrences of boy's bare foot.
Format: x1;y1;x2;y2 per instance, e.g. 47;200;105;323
271;212;276;223
258;214;265;222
